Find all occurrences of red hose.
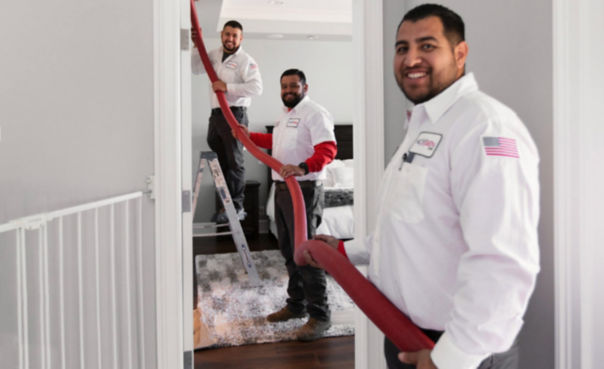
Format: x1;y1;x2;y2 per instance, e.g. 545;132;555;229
190;0;434;352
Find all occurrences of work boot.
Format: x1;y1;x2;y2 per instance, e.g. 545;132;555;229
266;306;306;323
295;317;331;341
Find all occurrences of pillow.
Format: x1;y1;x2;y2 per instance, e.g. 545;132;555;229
331;166;354;188
323;159;345;187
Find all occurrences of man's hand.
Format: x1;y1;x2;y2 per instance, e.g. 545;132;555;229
191;27;199;44
279;164;305;178
212;80;227;92
399;349;437;369
232;124;249;139
302;234;340;268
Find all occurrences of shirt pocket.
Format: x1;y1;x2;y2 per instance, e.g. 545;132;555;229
385;163;427;224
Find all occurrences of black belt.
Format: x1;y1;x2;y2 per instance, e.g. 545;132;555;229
274;180;320;190
420;328;444;343
211;106;246;115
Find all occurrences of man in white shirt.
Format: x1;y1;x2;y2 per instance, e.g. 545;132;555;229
237;69;338;341
192;20;263;222
309;4;540;369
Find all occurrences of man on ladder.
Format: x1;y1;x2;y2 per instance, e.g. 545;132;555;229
191;19;263;223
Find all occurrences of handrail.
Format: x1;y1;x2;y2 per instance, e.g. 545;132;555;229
0;191;143;234
190;0;434;352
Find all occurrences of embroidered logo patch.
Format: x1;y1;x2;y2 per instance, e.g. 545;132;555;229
409;132;442;158
287;118;301;127
482;137;519;158
225;61;238;69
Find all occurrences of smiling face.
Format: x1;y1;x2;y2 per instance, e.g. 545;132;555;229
221;26;242;53
393;16;468;104
281;74;308;108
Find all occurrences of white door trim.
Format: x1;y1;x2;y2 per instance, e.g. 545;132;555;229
180;0;194;363
353;0;386;368
553;0;604;368
154;0;184;367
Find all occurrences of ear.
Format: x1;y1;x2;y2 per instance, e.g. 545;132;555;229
454;41;469;71
303;84;309;93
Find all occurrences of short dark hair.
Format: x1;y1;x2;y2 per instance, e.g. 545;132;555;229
399;4;465;46
280;69;307;85
223;20;243;31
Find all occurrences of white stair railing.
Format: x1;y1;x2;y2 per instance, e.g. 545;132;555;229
0;192;154;369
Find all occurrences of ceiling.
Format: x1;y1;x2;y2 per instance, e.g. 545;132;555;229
194;0;352;41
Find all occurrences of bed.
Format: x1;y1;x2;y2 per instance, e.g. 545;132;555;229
265;124;354;240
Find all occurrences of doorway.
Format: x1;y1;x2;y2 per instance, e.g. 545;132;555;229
188;0;358;366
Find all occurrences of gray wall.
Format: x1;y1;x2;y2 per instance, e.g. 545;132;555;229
192;38;354;222
383;1;554;368
0;1;155;224
0;2;157;366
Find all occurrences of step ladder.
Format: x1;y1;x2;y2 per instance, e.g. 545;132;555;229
192;151;260;285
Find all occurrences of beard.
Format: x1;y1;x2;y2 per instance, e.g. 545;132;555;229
222;41;239;54
282;92;304;108
396;62;460;104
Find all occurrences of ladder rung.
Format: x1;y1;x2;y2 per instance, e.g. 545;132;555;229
193;231;233;237
196;223;231;229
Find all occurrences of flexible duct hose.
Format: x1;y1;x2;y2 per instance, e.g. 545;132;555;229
190;0;434;352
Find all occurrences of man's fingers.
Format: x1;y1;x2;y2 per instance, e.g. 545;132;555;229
314;234;338;248
303;250;321;268
399;352;417;364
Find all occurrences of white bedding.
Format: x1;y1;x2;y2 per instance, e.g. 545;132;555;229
266;159;354;240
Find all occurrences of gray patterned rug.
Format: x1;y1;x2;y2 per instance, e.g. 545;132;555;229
194;249;355;349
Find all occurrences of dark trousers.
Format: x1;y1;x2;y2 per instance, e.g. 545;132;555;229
207;107;248;211
274;181;330;321
384;333;519;369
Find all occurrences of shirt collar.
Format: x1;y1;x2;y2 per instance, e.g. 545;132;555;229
416;72;479;124
222;46;243;60
283;95;310;113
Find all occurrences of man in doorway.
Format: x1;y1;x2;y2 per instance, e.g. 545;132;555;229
236;69;337;341
192;20;263;223
307;4;540;368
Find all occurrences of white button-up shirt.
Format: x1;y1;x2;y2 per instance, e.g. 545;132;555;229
192;46;262;108
271;96;336;182
345;73;540;369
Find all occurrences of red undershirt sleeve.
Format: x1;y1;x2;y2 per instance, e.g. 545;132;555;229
337;240;348;259
249;132;272;149
305;141;337;172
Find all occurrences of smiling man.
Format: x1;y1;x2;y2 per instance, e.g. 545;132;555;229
235;69;337;341
192;20;263;223
309;4;540;369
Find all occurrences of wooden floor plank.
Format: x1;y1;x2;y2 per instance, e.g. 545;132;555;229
194;336;354;369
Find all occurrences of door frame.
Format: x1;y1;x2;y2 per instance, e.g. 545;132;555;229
352;1;386;368
154;0;188;367
553;0;604;368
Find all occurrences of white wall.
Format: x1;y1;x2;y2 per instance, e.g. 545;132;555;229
0;1;155;224
0;1;157;368
191;38;354;221
383;1;554;368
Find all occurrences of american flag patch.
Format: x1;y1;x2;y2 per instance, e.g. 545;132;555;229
482;137;519;158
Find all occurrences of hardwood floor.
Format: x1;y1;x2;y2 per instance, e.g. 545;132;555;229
194;336;354;369
192;233;355;369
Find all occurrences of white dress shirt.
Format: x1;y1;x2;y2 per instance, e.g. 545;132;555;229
345;73;540;369
192;46;262;108
271;95;336;182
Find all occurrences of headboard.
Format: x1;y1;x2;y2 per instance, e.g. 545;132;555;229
333;124;353;160
264;123;353;160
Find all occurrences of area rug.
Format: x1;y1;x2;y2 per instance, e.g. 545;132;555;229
194;249;355;349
